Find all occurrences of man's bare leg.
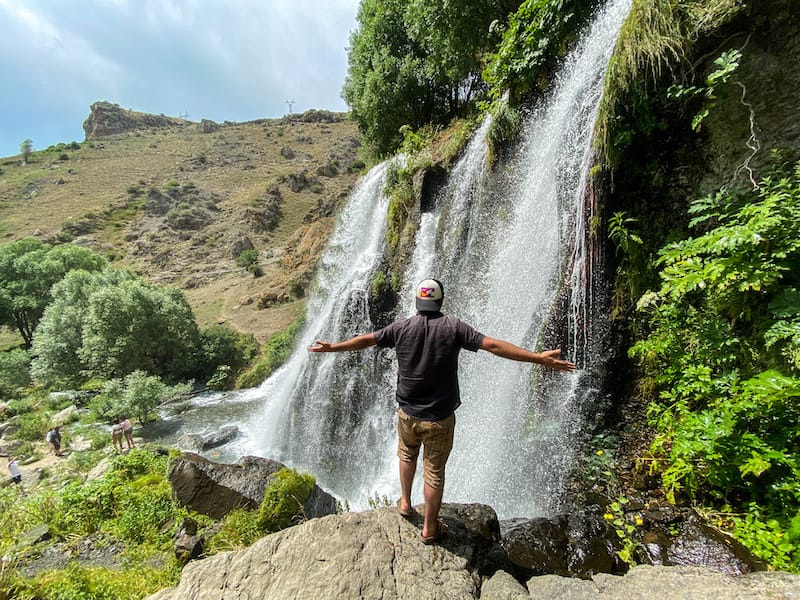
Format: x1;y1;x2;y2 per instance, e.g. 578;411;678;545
422;481;444;538
398;459;416;514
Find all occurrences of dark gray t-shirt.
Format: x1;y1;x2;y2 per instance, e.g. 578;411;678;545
374;312;485;421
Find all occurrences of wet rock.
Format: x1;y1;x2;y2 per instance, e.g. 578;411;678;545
635;507;766;574
177;425;240;452
502;511;626;580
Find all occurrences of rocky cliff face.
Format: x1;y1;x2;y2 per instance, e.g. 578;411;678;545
82;101;190;139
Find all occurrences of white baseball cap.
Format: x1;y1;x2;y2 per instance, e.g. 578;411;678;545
415;278;444;312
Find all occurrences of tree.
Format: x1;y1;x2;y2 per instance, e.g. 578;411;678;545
482;0;597;101
32;267;202;386
342;0;514;156
94;370;191;424
19;139;33;163
79;278;201;381
0;348;31;398
30;268;136;387
0;239;105;348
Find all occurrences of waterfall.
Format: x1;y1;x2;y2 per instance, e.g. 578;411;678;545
243;0;631;517
246;162;397;499
430;0;631;517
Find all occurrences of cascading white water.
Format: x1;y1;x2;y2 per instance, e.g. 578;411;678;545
240;0;631;517
244;162;398;499
432;0;631;517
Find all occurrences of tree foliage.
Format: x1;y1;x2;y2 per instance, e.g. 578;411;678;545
0;239;105;348
630;157;800;570
483;0;597;101
342;0;515;156
31;267;202;387
19;138;33;162
94;370;190;424
0;348;31;399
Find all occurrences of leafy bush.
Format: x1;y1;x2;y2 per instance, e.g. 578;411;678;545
257;468;315;533
483;0;597;101
206;508;262;553
630;157;800;570
18;561;179;600
0;348;30;398
235;249;259;269
199;324;258;389
93;371;191;424
15;411;48;441
236;315;305;388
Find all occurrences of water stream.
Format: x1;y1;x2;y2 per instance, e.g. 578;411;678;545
157;0;633;519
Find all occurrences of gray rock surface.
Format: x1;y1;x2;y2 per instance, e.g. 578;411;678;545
145;506;800;600
147;506;490;600
167;453;337;520
522;565;800;599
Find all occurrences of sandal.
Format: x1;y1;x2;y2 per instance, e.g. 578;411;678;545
397;499;416;518
420;518;447;545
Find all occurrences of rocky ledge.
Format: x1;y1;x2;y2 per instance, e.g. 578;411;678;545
147;502;800;600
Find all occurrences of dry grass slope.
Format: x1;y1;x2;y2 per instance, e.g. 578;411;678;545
0;111;363;344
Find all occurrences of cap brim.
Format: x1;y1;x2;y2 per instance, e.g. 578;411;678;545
416;297;442;312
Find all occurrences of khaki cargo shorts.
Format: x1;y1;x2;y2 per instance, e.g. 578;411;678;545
396;408;455;489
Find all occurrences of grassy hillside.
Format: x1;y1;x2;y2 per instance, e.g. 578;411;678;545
0;109;363;345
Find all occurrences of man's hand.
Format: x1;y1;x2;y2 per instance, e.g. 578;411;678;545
536;349;576;372
308;340;332;352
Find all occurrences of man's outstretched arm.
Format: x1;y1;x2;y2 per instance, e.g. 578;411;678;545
480;336;576;372
308;333;377;353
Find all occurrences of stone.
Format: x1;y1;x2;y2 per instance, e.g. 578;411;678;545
145;510;800;600
177;425;240;452
635;508;766;574
166;453;337;520
146;506;492;600
173;517;204;564
49;405;79;427
502;511;626;580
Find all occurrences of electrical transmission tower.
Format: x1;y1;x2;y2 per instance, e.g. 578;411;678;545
285;99;296;114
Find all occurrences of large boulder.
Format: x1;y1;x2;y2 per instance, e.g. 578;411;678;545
501;507;764;581
177;425;240;452
145;507;800;600
167;453;337;520
147;503;501;600
502;512;626;580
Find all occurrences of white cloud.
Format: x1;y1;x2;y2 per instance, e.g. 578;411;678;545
0;0;360;155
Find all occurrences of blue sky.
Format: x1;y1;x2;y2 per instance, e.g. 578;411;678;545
0;0;361;157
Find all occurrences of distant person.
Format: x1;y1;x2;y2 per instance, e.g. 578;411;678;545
7;456;22;486
120;416;135;450
45;426;63;456
309;278;575;544
111;419;124;452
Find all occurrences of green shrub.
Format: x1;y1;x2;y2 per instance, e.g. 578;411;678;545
630;156;800;571
19;561;179;600
16;411;48;441
236;315;304;388
206;508;262;553
0;348;31;397
257;468;315;533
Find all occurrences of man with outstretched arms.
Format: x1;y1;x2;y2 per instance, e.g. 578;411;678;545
309;278;575;544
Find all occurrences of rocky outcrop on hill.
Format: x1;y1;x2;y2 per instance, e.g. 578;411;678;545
83;101;190;139
146;504;800;600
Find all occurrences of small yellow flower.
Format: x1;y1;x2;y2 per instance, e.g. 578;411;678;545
603;513;614;521
596;450;604;456
634;515;643;526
